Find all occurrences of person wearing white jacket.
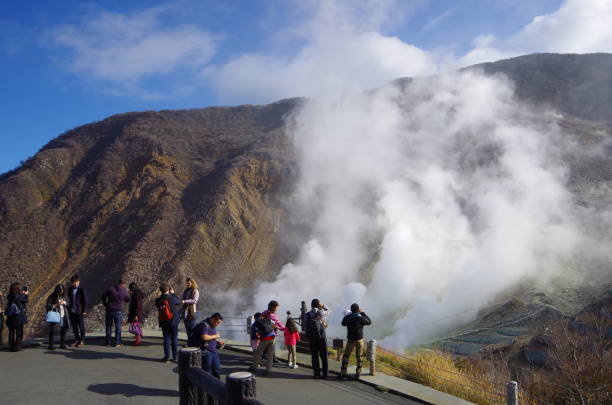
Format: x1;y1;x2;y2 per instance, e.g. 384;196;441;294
181;278;200;335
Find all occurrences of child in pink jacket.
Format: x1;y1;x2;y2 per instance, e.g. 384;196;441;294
284;318;301;368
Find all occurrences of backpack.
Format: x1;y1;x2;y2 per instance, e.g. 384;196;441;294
306;311;325;341
6;302;21;316
157;299;173;322
188;321;207;347
254;317;274;336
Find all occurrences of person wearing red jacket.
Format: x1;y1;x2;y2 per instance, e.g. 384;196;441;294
284;317;301;368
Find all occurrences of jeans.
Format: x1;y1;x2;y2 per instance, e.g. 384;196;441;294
183;317;195;336
310;338;328;377
8;325;23;351
202;350;221;378
0;314;4;345
49;322;68;347
105;310;124;345
161;324;178;360
69;312;86;343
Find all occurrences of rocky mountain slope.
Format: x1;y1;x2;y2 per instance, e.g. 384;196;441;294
1;53;611;335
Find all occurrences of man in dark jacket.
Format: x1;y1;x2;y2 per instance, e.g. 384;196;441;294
304;298;330;379
67;275;88;347
155;283;182;362
339;303;371;379
101;279;130;347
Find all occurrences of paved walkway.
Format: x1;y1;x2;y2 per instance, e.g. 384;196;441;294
0;336;422;405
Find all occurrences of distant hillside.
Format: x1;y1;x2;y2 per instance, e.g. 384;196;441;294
0;100;300;324
1;53;611;332
471;53;612;123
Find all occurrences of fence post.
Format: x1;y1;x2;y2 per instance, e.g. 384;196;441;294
179;347;203;405
225;372;256;405
246;315;253;334
367;339;377;376
506;381;518;405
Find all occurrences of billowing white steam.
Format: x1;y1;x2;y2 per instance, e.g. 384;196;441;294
252;70;586;348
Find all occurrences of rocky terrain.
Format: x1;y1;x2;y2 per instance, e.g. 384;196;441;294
1;53;611;340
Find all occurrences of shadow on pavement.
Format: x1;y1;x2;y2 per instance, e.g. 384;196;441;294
44;348;159;363
87;383;178;397
220;352;315;380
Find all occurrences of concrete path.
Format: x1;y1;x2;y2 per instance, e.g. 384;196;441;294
0;336;422;405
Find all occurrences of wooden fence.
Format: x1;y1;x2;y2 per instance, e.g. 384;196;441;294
179;347;266;405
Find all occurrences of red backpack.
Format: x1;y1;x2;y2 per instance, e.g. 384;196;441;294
157;299;173;322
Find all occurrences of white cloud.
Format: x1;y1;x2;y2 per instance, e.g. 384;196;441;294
207;0;612;104
205;0;434;104
52;6;216;96
460;0;612;66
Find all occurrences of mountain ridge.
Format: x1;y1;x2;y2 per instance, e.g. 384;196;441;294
1;53;611;334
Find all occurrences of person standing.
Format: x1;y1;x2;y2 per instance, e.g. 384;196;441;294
5;282;28;352
284;317;301;369
181;278;200;336
304;298;330;379
339;303;371;379
45;284;70;350
67;275;88;347
101;279;130;347
251;300;285;375
155;283;182;362
0;291;5;346
127;282;144;346
199;312;224;378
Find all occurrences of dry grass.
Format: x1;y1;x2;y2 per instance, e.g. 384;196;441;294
376;347;515;405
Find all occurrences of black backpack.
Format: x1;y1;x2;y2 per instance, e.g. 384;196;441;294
306;311;325;341
254;317;274;336
188;321;207;347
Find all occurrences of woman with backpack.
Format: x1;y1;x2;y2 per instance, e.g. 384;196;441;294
128;282;144;346
181;278;200;335
5;282;28;352
45;284;70;350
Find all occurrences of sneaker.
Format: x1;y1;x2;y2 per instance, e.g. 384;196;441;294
114;344;122;347
77;342;85;347
288;362;293;367
293;364;299;369
161;358;169;363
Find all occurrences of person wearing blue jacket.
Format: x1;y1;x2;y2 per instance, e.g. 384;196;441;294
5;282;29;352
154;283;182;362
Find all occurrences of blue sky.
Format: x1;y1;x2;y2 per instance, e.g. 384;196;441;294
2;0;611;174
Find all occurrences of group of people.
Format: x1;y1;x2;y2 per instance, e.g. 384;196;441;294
3;276;372;381
243;298;372;380
1;275;201;356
